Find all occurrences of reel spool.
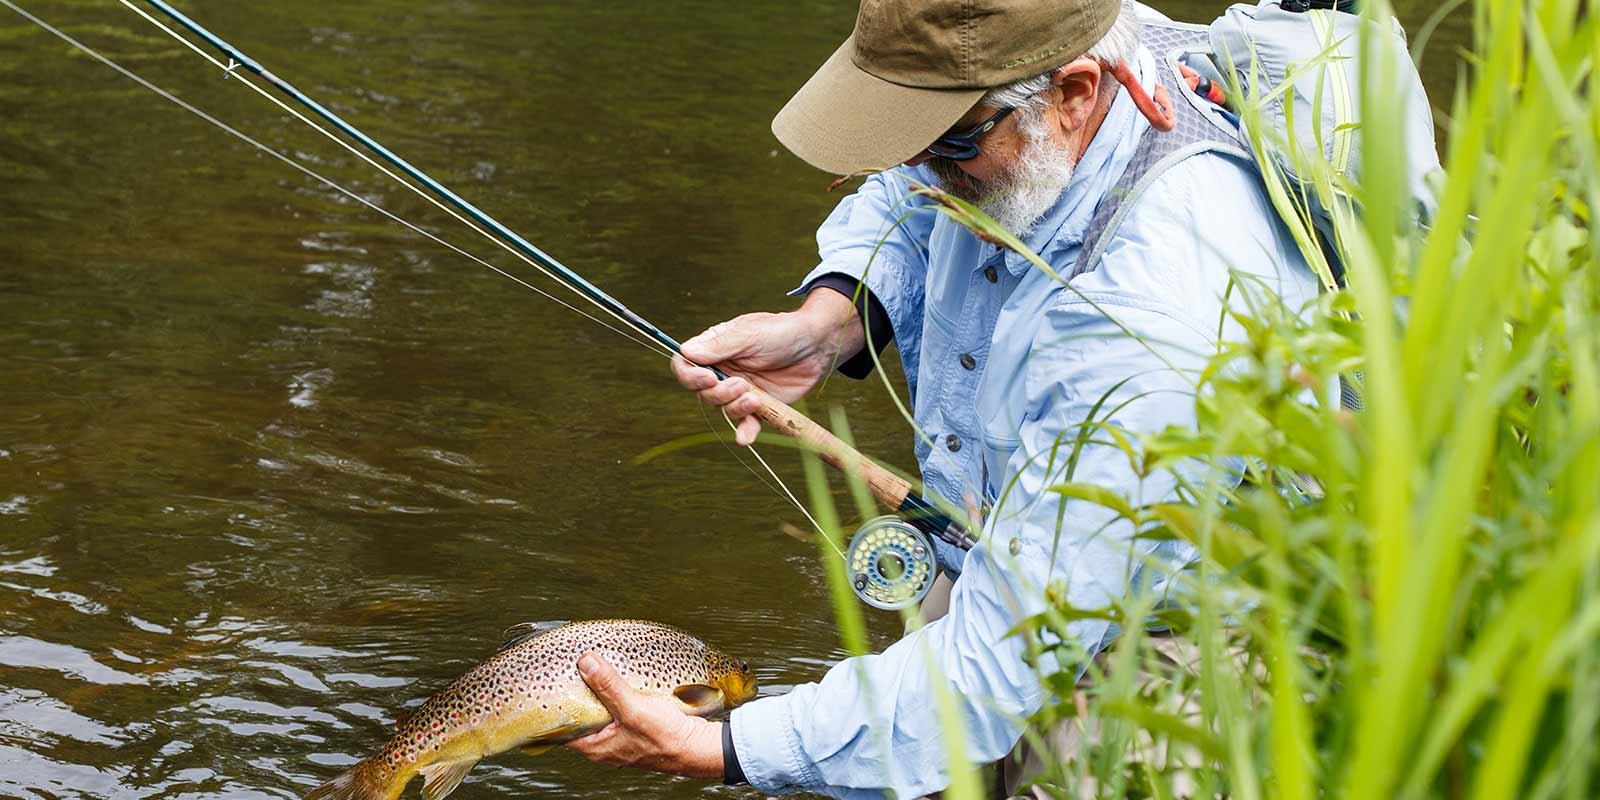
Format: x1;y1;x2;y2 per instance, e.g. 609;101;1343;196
846;516;938;610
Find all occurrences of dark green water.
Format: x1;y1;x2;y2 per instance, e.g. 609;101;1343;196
1;1;1466;797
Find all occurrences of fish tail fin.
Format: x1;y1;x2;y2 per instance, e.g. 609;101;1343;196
304;757;401;800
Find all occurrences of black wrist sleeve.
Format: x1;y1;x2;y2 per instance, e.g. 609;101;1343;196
803;273;893;380
721;721;748;786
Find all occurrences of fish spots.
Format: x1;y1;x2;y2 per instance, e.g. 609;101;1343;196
357;621;750;773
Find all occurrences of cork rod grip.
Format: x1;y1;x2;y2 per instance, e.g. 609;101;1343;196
748;387;913;511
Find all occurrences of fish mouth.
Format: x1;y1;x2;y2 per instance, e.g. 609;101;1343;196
717;656;759;709
727;675;759;708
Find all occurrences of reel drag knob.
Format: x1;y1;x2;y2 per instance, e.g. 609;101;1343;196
846;516;938;611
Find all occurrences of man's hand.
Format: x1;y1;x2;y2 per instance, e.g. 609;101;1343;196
564;653;724;780
671;288;866;445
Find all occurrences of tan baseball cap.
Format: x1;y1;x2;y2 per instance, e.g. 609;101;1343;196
772;0;1123;174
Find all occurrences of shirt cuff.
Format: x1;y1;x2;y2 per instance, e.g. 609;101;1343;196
802;273;893;379
721;721;747;785
730;694;822;793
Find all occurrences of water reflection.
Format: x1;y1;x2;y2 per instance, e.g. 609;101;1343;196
0;637;144;685
0;687;128;745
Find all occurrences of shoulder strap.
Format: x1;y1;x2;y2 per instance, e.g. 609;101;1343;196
1070;22;1253;280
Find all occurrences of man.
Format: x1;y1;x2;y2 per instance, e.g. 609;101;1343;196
564;0;1319;796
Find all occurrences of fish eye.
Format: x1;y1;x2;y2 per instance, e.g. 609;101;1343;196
739;660;749;673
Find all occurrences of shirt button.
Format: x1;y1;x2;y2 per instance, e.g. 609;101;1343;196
959;353;976;370
945;434;962;452
1009;537;1022;556
984;265;999;283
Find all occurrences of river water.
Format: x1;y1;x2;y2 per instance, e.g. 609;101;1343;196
1;1;1465;798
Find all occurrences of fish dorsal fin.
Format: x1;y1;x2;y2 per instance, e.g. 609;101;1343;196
498;620;570;652
419;758;477;800
392;706;414;729
672;683;724;714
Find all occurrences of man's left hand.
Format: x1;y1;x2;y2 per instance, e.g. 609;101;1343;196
564;652;725;780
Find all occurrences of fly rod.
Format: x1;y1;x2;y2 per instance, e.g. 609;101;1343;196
134;0;973;559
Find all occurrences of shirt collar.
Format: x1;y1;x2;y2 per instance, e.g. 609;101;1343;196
1000;43;1157;277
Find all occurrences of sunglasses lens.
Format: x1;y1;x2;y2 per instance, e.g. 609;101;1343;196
926;109;1008;161
926;140;977;160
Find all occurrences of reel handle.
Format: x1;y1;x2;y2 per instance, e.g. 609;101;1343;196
747;387;914;510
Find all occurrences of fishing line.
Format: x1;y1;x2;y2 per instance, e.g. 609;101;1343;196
114;0;683;363
0;0;673;361
697;403;785;502
717;408;843;559
694;399;850;561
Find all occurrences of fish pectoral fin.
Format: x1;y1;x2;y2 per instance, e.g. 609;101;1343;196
672;684;725;714
418;758;478;800
498;620;571;652
519;720;593;758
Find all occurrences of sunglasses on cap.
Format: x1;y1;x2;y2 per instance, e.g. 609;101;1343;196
923;106;1016;161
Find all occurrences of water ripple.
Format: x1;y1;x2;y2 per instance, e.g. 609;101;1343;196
0;637;146;686
244;660;331;693
0;581;108;616
324;672;411;689
0;688;126;746
287;368;335;409
127;616;175;635
0;554;55;576
191;696;342;729
0;743;133;799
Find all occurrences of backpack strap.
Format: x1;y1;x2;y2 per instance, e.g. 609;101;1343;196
1070;21;1254;280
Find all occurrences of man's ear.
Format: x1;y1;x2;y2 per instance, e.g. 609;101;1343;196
1051;57;1103;131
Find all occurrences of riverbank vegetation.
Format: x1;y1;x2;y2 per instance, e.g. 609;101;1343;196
803;0;1599;796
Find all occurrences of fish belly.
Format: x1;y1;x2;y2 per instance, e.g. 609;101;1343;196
480;696;613;756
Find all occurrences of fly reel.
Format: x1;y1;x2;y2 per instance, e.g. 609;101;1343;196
846;516;938;610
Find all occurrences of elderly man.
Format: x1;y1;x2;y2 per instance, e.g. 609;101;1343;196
564;0;1319;796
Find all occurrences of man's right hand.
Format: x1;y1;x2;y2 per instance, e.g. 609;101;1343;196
671;287;867;446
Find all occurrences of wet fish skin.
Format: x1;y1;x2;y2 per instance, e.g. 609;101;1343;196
304;619;758;800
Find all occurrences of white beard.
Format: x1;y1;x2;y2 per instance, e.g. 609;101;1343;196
930;110;1079;238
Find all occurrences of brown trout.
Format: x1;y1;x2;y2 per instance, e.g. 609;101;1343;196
304;619;758;800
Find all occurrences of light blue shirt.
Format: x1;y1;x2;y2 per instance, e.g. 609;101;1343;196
730;44;1319;799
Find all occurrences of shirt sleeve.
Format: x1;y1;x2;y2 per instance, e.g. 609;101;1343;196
729;290;1216;799
789;165;939;380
